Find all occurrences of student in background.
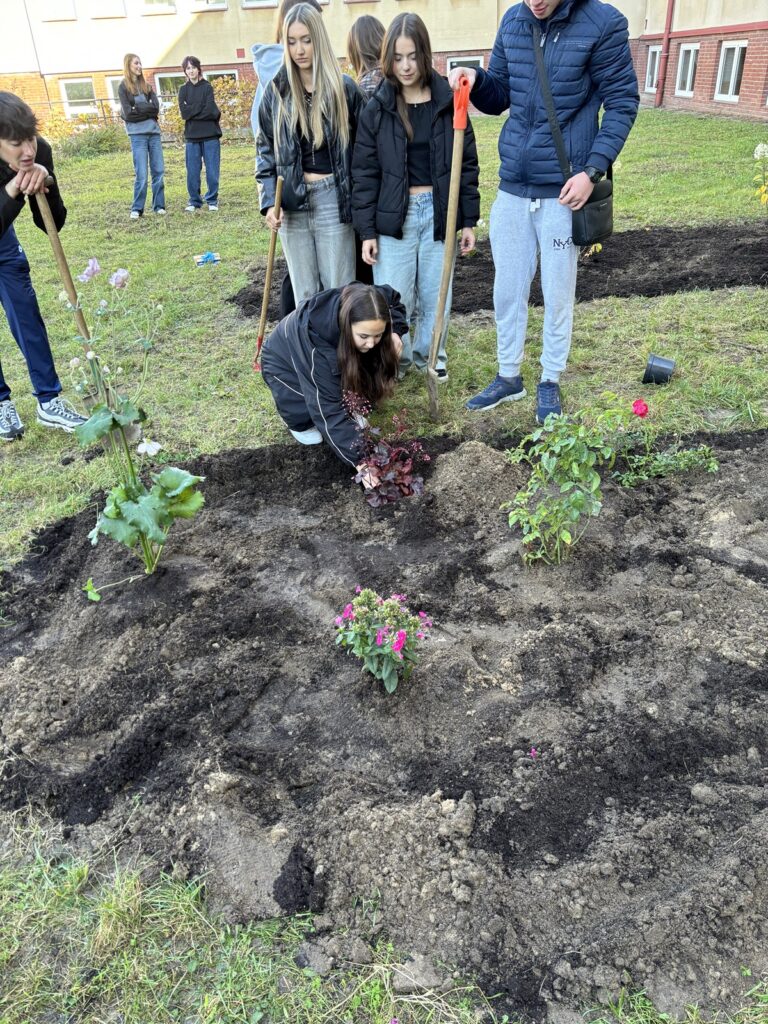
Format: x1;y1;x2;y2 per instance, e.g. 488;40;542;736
118;53;165;220
352;13;479;382
347;15;385;99
257;3;364;305
0;92;87;439
178;56;222;212
250;0;323;317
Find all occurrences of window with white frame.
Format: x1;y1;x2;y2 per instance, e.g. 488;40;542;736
675;44;698;97
645;45;661;92
446;56;485;74
242;0;328;6
208;70;239;85
60;78;98;117
155;73;187;107
88;0;127;16
142;0;176;13
715;41;747;102
191;0;227;9
35;0;77;20
106;76;124;112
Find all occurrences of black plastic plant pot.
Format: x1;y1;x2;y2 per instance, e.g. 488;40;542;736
642;353;676;385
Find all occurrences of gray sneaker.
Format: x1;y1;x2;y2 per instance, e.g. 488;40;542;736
36;396;88;433
0;399;24;441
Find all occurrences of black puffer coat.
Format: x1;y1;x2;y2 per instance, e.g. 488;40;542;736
260;284;407;466
351;71;480;242
256;68;365;224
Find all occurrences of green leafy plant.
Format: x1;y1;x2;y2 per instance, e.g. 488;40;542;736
754;142;768;213
68;262;204;594
503;405;627;565
615;444;719;487
58;125;129;159
334;588;432;693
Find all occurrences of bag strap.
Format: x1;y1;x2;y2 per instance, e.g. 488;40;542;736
531;22;570;181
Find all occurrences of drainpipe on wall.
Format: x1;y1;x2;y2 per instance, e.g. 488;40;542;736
655;0;676;108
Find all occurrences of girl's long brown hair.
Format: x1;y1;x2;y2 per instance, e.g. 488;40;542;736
380;12;433;141
337;284;399;404
275;0;321;43
122;53;151;97
347;15;385;78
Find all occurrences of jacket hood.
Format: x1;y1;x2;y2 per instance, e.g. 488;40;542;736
371;70;454;117
252;43;285;82
303;287;345;359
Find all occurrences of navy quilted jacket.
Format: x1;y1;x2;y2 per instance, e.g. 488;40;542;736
471;0;639;199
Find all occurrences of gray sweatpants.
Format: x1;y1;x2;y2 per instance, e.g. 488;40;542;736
490;189;579;383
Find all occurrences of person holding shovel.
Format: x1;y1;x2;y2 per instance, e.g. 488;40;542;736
260;282;405;465
449;0;638;421
256;3;365;306
351;12;479;383
0;92;87;440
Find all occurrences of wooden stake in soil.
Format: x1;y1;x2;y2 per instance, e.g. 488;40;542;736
253;174;284;372
36;183;92;350
426;76;471;422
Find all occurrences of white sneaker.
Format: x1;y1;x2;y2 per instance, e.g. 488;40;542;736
36;396;88;433
184;204;197;213
289;427;323;445
129;210;140;220
154;208;166;215
0;399;24;441
207;203;218;212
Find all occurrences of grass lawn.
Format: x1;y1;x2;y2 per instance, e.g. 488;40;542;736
1;109;767;564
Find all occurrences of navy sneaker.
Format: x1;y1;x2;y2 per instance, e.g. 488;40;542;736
536;381;562;424
466;374;526;412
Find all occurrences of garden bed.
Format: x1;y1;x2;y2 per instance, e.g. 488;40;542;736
231;221;768;320
1;430;767;1021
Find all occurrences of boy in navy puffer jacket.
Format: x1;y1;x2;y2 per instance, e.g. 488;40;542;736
449;0;639;422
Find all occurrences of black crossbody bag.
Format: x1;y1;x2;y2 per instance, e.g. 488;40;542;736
531;22;613;247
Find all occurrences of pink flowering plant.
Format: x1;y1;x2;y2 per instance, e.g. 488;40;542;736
344;395;430;508
334;588;432;693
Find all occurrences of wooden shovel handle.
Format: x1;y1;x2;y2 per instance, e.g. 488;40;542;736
36;183;91;345
257;175;284;344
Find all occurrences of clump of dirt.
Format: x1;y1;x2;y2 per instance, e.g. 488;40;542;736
1;434;767;1021
230;222;768;321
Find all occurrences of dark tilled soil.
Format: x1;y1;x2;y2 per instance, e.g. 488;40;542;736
1;434;767;1021
231;222;768;321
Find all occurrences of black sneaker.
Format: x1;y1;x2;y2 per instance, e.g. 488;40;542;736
36;396;88;433
535;381;562;424
0;399;24;441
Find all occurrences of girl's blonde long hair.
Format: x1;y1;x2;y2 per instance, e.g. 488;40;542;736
274;3;350;151
122;53;151;97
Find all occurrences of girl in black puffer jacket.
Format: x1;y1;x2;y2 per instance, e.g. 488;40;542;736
256;3;364;305
261;283;406;466
351;13;479;381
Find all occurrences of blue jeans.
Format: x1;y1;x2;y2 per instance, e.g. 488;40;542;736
374;192;453;372
279;176;355;305
185;138;220;207
129;131;165;213
0;226;61;403
490;190;578;382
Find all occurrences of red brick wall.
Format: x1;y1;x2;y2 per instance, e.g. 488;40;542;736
634;28;768;119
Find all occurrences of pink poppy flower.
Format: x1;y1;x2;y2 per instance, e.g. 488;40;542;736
109;268;130;289
77;258;101;283
391;630;407;653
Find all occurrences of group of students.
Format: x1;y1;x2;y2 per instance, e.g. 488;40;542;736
256;0;639;470
0;0;639;462
118;52;222;218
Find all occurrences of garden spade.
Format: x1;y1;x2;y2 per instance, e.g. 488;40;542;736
37;181;92;350
253;174;284;371
426;75;471;422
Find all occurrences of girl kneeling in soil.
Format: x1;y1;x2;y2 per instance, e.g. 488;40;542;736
352;13;480;381
261;282;406;466
256;3;365;305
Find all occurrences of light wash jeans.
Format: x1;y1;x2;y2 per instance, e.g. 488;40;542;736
279;176;355;304
129;131;165;213
490;189;579;383
185;138;220;206
374;192;452;372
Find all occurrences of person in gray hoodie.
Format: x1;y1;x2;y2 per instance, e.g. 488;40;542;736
250;0;322;316
118;53;165;220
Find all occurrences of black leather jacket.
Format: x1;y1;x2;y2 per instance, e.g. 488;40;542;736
256;68;364;224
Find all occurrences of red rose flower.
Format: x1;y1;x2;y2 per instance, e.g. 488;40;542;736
632;399;649;418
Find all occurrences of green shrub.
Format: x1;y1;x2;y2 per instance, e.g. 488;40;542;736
58;126;130;159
